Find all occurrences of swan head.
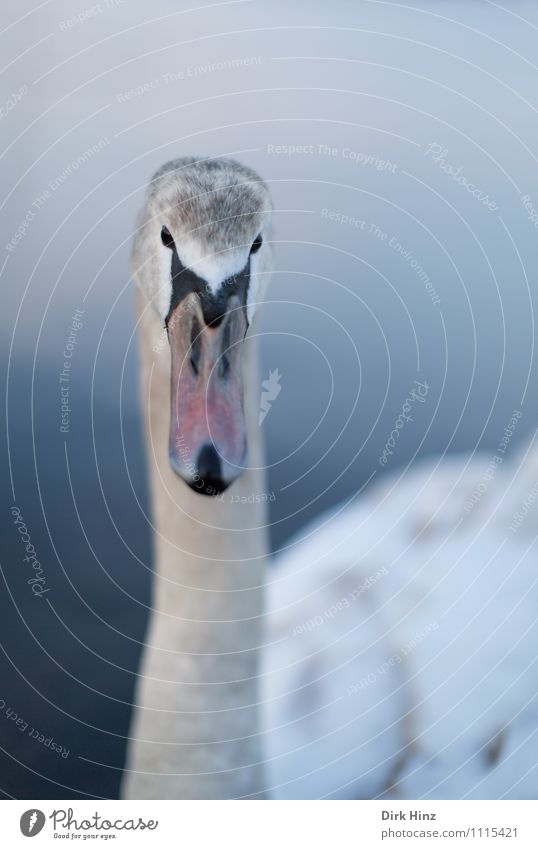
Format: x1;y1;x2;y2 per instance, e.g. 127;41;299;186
132;157;272;495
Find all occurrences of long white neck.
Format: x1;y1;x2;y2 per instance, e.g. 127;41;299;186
122;291;268;799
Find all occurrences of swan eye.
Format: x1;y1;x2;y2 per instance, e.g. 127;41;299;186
161;226;175;249
250;234;262;255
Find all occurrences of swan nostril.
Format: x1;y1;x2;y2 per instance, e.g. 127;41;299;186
189;351;200;376
189;317;202;376
220;318;231;378
191;443;227;495
220;353;230;377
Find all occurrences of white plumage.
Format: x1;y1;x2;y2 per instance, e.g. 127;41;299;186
263;441;538;798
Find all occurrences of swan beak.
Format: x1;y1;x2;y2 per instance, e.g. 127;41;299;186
166;294;248;495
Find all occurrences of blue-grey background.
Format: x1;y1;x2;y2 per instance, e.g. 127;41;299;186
1;0;537;798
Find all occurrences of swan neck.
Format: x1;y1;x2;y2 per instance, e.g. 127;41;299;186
122;293;268;799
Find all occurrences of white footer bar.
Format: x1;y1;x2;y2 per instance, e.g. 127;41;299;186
3;799;538;848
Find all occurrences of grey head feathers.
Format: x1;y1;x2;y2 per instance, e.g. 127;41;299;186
131;157;273;323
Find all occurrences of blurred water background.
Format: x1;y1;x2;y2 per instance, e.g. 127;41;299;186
1;0;537;798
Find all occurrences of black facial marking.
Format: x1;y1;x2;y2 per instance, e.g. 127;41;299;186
165;246;251;328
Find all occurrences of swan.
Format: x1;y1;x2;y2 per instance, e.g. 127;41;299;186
122;157;272;799
122;156;538;800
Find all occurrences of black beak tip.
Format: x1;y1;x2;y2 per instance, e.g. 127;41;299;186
188;443;228;497
187;478;229;496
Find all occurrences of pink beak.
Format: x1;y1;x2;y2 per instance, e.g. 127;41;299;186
167;294;248;495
